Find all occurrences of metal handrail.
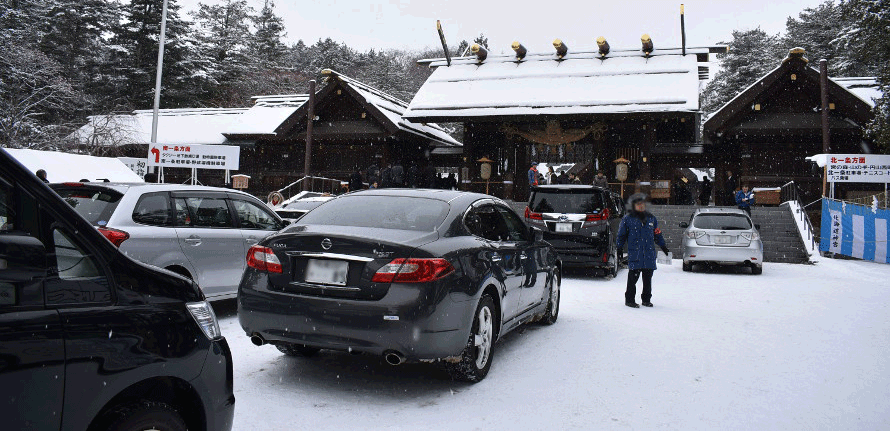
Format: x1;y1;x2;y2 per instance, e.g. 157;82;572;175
276;175;345;200
780;180;819;252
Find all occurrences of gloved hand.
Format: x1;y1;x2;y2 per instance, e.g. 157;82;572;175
660;246;670;255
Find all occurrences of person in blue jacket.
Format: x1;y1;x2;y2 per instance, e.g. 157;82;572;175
617;193;669;308
735;184;755;216
527;162;539;187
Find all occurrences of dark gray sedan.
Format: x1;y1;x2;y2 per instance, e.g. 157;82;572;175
238;189;561;382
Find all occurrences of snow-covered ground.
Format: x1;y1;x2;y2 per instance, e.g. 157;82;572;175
216;258;890;430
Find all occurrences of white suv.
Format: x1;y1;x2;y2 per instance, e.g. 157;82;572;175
52;182;285;299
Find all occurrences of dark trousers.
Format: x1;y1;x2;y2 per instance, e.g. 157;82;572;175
738;205;751;216
626;269;654;304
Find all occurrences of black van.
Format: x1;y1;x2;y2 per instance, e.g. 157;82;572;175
524;185;624;276
0;148;234;431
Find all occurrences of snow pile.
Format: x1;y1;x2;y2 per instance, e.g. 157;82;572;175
73;108;245;147
5;148;143;183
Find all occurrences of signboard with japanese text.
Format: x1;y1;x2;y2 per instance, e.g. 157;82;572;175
820;199;889;264
146;143;240;170
825;154;890;183
118;157;147;179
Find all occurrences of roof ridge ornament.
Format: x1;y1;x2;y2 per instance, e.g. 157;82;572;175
553;39;568;59
597;37;610;58
512;41;527;60
784;47;809;64
641;34;654;56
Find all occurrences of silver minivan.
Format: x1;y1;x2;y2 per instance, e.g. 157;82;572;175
52;182;285;299
679;208;764;274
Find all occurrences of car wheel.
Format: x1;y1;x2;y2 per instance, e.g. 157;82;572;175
751;265;762;275
276;344;321;357
445;295;496;383
682;261;692;272
104;401;186;431
540;268;561;325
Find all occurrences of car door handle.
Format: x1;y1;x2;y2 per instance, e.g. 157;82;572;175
244;237;258;244
184;235;202;245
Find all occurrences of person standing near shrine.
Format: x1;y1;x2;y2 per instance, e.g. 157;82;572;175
735;184;755;216
723;170;738;206
617;193;669;308
528;162;539;187
593;170;609;189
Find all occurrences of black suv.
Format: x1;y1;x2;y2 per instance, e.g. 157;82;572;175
524;185;624;276
0;148;234;431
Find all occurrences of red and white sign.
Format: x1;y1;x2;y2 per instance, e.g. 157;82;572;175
824;154;890;183
146;143;240;170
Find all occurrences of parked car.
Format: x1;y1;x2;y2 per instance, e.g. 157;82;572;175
0;149;234;431
679;208;764;274
238;189;561;382
50;182;286;300
272;196;334;222
524;185;623;276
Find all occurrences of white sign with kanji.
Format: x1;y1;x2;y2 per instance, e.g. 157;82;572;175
825;154;890;183
118;157;147;178
146;143;240;170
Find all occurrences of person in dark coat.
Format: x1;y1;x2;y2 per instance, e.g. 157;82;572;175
423;165;437;189
723;170;738;206
407;162;418;188
391;162;404;187
593;170;608;188
699;177;713;206
447;173;457;190
367;163;380;187
735;184;755;216
617;193;669;308
36;169;49;183
348;168;364;192
380;164;393;188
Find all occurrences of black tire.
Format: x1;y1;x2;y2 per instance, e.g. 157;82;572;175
540;268;561;325
751;265;763;275
276;343;321;357
445;295;497;383
609;248;619;278
104;401;186;431
682;261;692;272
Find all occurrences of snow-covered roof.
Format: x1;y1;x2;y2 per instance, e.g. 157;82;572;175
6;148;144;182
833;77;883;107
325;71;461;147
226;95;309;136
404;48;707;121
73;108;246;147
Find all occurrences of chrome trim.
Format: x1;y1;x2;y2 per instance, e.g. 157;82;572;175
288;281;361;291
284;251;375;262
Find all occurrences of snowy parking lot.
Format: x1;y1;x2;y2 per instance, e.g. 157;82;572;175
216;259;890;431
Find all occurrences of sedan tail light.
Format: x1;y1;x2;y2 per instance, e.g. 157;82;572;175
524;207;543;220
186;301;222;340
585;208;610;222
97;227;129;247
372;258;454;283
246;245;283;273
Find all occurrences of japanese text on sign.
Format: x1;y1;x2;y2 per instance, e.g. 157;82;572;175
146;143;240;170
825;154;890;183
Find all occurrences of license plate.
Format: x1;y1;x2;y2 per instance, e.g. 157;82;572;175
305;259;349;286
713;235;731;244
555;223;573;233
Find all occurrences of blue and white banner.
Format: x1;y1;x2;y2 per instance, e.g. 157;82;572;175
820;199;890;263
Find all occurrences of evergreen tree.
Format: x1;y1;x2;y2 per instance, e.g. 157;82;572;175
840;0;890;152
702;28;783;115
250;0;287;64
108;0;210;109
783;1;874;77
191;0;254;104
473;33;489;49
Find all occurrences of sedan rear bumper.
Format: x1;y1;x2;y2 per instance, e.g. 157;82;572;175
238;271;474;361
683;239;763;266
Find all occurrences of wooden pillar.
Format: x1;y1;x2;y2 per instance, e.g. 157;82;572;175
639;121;655;181
461;122;475;192
515;140;528;202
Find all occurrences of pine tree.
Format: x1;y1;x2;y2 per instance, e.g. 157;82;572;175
783;1;874;77
191;0;254;105
250;0;287;64
473;34;489;49
702;28;784;115
840;0;890;152
108;0;210;109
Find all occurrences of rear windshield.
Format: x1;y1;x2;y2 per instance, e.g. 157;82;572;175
55;188;123;226
530;189;604;214
693;214;752;230
297;196;449;231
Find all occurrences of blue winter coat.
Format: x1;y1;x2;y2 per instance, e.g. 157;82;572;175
735;190;755;208
617;212;667;270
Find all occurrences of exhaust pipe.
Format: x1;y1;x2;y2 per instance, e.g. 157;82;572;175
250;333;265;346
384;351;405;366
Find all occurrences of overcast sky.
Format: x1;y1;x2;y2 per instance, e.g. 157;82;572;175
177;0;827;54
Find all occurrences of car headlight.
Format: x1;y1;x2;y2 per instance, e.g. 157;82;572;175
186;301;222;340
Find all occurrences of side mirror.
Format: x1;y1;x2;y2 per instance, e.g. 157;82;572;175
679;222;689;228
755;224;761;230
0;234;48;282
280;219;292;228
